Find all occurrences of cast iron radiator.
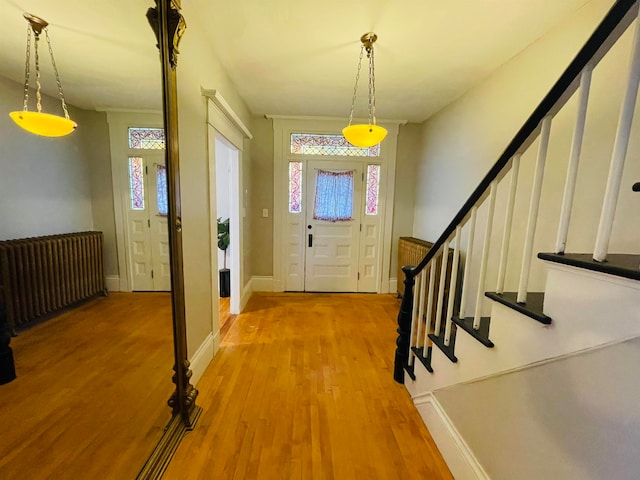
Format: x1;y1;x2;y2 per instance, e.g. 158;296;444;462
0;231;106;330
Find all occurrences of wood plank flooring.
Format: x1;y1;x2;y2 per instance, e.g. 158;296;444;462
0;293;174;480
164;293;453;480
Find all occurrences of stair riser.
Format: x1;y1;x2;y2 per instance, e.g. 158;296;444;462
543;262;640;347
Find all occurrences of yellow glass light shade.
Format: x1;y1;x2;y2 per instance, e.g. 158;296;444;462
9;111;77;137
342;124;387;148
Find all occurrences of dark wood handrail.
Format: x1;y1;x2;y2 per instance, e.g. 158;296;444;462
408;0;638;279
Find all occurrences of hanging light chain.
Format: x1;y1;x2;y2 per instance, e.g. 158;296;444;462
34;31;42;113
347;43;365;127
369;45;377;126
45;29;71;120
22;26;32;111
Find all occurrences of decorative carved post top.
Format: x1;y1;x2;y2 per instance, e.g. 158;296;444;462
146;0;186;69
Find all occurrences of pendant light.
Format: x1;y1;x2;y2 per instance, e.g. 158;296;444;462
9;13;77;137
342;32;387;148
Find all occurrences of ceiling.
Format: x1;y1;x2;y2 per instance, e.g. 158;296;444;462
1;0;593;122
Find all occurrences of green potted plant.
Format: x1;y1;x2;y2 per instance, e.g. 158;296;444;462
217;217;230;297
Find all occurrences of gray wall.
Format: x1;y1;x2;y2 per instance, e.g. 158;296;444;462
0;76;116;277
0;75;94;239
74;107;117;277
436;337;640;480
390;123;421;284
249;115;274;277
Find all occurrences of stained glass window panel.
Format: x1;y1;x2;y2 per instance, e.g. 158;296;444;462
313;170;354;222
128;127;166;149
366;164;381;215
157;164;168;216
291;134;380;157
128;157;145;210
289;162;302;213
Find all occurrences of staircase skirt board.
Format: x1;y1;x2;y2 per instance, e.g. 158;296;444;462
413;393;490;480
452;316;494;348
411;346;434;373
429;326;458;363
485;291;551;324
538;252;640;281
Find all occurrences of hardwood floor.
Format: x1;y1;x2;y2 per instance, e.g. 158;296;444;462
0;293;174;480
218;296;237;338
165;293;453;480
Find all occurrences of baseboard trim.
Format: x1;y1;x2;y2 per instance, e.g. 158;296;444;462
389;277;398;295
240;278;253;312
251;275;274;292
414;393;489;480
105;275;120;292
190;332;217;386
135;407;203;480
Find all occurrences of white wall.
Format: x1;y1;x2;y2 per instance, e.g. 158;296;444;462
176;3;252;360
412;0;640;311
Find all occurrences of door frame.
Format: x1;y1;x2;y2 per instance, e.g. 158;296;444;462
269;116;403;293
203;89;252;314
107;111;164;292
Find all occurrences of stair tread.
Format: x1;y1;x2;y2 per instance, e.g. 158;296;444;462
538;252;640;281
485;291;552;325
452;316;494;348
428;325;458;363
411;346;434;373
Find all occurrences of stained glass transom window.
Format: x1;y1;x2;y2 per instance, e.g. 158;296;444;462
157;164;168;217
128;157;145;210
291;134;380;157
313;170;354;222
366;164;381;215
289;162;302;213
128;127;166;149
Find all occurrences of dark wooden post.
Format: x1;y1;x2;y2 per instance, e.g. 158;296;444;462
0;297;16;385
394;266;415;384
146;1;200;428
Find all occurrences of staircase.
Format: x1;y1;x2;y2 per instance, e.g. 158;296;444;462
394;1;640;478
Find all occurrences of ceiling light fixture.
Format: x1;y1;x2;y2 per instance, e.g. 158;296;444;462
9;13;77;137
342;32;387;148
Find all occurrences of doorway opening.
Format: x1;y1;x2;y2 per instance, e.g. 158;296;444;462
213;133;241;315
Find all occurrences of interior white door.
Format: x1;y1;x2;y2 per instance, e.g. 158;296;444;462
304;161;363;292
126;154;170;291
148;161;171;291
128;209;154;291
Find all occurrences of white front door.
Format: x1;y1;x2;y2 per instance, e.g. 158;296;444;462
304;161;363;292
126;153;171;291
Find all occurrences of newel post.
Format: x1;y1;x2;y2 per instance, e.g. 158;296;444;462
394;266;415;384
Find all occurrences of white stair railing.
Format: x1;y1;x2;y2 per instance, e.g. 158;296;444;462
496;155;520;294
473;181;498;328
517;116;553;304
555;67;592;254
458;207;477;318
444;226;462;346
594;7;640;262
